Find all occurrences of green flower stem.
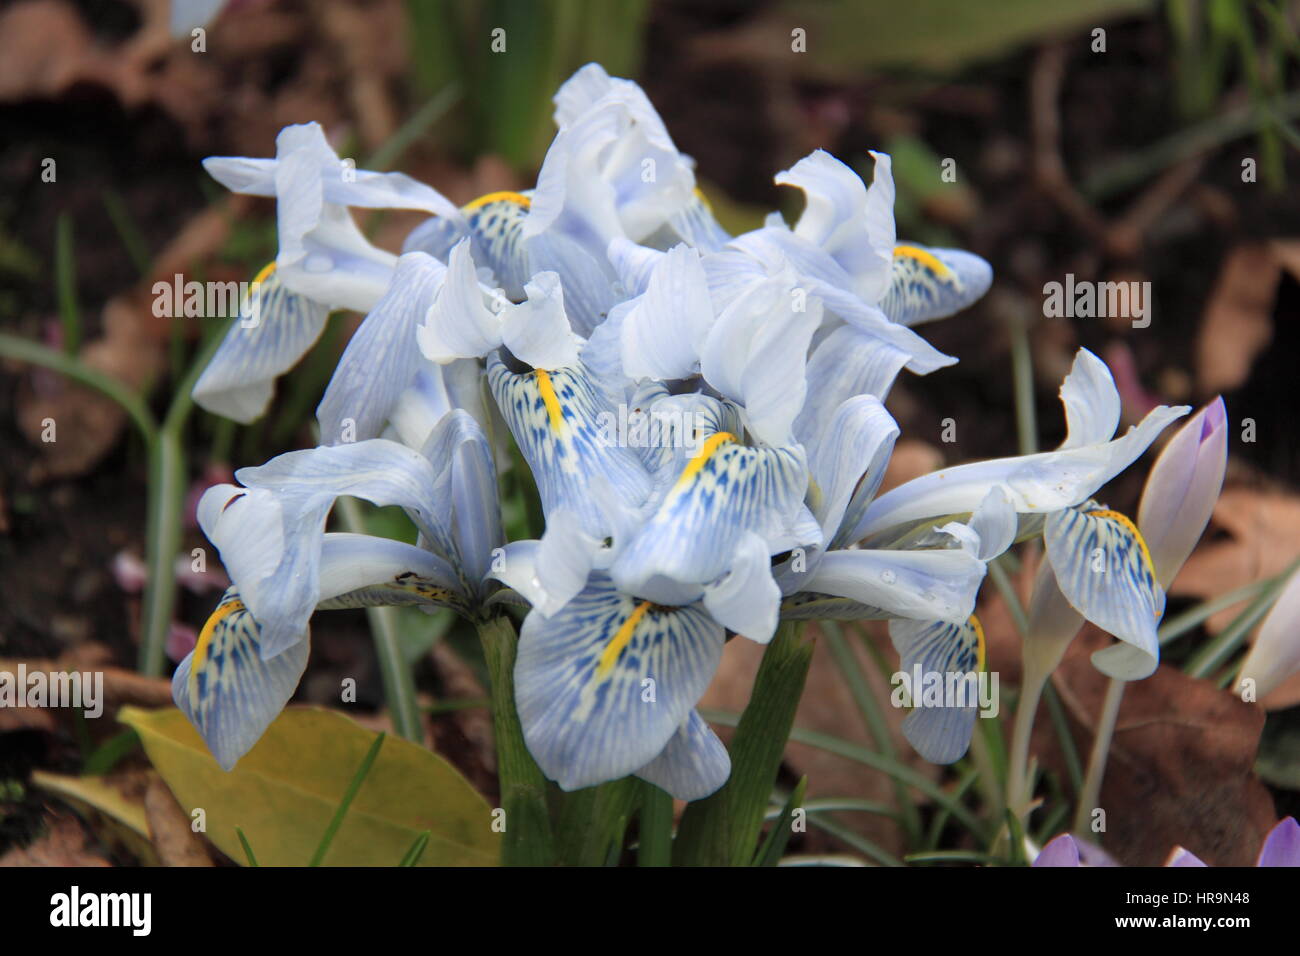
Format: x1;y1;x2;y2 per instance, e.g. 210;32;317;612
334;497;423;743
636;782;673;867
1073;677;1125;837
138;428;185;676
1005;663;1049;823
673;623;814;866
474;614;556;866
138;318;235;676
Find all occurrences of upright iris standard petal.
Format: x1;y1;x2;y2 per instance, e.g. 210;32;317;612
718;228;957;378
172;589;309;771
775;149;895;303
877;244;992;327
698;269;823;446
514;576;725;793
488;356;652;537
316;252;447;444
793;327;912;449
192;265;330;424
620;244;714;382
890;615;985;763
205;122;461;313
527;65;697;252
806;394;899;548
634;710;731;801
1058;348;1122;449
418;241;583;369
419;409;504;592
1044;507;1164;680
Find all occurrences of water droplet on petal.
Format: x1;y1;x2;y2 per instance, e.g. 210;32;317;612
880;569;896;585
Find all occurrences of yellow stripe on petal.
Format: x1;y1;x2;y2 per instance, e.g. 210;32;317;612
893;244;952;279
250;260;278;286
673;431;735;490
597;600;651;677
970;614;986;672
463;190;532;212
191;594;246;689
173;587;310;771
534;369;567;434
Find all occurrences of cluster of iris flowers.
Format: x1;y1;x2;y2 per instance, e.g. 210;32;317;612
176;65;1224;851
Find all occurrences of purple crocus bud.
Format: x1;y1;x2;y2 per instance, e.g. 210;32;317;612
1137;397;1227;588
1033;833;1081;867
1033;833;1120;866
1256;817;1300;867
1165;847;1208;867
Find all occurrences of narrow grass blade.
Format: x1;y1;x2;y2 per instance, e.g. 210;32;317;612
752;776;808;867
309;732;386;866
55;212;80;355
235;826;259;867
398;830;431;866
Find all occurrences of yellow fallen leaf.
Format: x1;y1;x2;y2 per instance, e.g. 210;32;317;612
120;705;499;866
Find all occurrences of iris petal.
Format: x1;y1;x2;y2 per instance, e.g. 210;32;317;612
1044;507;1163;680
634;710;731;801
514;576;725;792
890;616;984;763
192;265;330;424
172;589;309;771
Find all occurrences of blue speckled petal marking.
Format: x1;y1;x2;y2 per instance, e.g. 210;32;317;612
514;576;725;793
171;588;309;771
890;615;985;763
487;355;651;538
192;263;331;424
610;428;811;601
878;244;992;327
1044;506;1163;680
404;190;535;301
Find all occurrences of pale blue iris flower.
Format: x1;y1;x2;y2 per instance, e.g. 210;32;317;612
858;350;1190;682
176;406;501;770
193;123;464;423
